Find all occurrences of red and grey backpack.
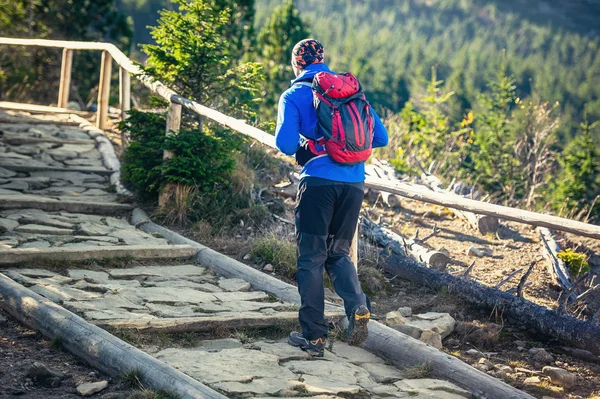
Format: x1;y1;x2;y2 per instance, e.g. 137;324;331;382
298;72;374;165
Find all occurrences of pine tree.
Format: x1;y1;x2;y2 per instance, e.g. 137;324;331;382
255;0;310;122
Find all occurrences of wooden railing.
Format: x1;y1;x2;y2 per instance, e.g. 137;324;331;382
1;37;599;240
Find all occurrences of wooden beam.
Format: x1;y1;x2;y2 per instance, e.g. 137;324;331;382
96;50;112;130
57;48;73;108
159;102;182;207
119;67;131;148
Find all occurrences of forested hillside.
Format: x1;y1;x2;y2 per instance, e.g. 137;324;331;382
256;0;600;144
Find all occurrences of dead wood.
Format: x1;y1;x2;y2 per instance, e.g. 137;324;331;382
537;227;573;293
517;261;537;297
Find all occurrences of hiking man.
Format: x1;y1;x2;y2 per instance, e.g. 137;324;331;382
275;39;389;356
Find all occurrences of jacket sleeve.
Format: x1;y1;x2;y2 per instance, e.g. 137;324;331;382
371;109;389;149
275;91;301;156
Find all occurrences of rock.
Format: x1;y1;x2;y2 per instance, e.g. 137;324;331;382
11;268;58;278
218;278;251;292
0;166;17;178
360;362;403;383
301;375;360;395
0;218;19;232
394;379;471;398
514;340;527;348
263;263;274;272
386;311;455;339
494;364;514;374
420;330;443;349
20;240;52;249
0;313;6;325
445;338;460;347
200;338;244;351
213;291;269;302
397;306;412;317
107;265;205;279
67;270;110;284
119;287;216;305
330;341;385;365
466;246;493;257
26;362;65;388
212;378;302;396
243;253;252;260
77;222;114;236
255;341;312;361
77;381;108;396
1;181;28;191
83;309;155;321
20;216;74;229
148;280;222;292
523;376;541;385
465;349;484;357
529;348;554;364
155;347;296;384
285;360;372;386
542;366;576;388
15;224;73;235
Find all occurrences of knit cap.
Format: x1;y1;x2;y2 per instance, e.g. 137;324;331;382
291;39;324;69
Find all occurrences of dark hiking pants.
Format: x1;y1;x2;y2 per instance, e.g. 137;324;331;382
295;177;368;340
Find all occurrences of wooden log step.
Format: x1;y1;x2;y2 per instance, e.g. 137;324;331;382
0;195;132;215
0;163;112;175
0;101;89;115
0;244;198;265
96;311;346;333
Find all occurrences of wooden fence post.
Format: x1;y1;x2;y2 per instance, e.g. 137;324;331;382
97;50;112;130
158;102;182;207
350;223;359;270
119;66;131;147
57;48;73;108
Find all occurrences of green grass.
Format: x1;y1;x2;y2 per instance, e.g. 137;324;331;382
49;336;63;349
127;389;181;399
122;368;144;389
250;233;297;279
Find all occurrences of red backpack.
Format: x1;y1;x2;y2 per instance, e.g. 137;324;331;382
299;72;374;165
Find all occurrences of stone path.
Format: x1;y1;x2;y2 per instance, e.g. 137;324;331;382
0;108;474;399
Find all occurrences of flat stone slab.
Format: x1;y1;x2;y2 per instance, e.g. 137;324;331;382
154;347;297;384
218;278;251;292
5;268;58;278
0;195;133;215
284;359;374;387
83;309;156;321
213;291;269;302
212;378;302;397
15;224;73;235
30;284;102;303
63;296;147;313
145;280;222;292
107;265;206;279
67;269;110;283
0;218;19;232
330;341;386;365
360;362;404;383
145;303;203;318
394;379;471;398
254;340;312;361
118;287;217;304
0;244;198;265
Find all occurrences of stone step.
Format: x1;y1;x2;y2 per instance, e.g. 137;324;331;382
95;310;346;333
0;163;112;175
2;134;94;146
0;195;132;215
0;244;198;265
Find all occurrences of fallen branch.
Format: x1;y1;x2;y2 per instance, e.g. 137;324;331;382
506;282;532;295
574;284;600;303
537;227;573;293
362;216;450;270
517;261;537;297
495;268;523;289
414;156;499;236
463;261;476;279
558;273;590;315
365;159;402;208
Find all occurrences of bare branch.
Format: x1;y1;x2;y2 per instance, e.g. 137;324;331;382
420;224;440;243
495;268;523;289
462;261;476;279
557;272;590;315
517;261;538;297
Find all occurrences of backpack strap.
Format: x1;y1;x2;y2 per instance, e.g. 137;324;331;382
294;81;313;88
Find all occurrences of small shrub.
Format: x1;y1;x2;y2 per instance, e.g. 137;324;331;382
557;248;590;277
251;234;296;279
403;362;433;379
122;368;143;389
358;266;388;296
49;336;62;349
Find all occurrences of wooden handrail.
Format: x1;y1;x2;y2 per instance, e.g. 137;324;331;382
1;36;599;239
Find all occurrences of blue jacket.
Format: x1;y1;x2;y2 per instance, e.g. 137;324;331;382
275;63;389;183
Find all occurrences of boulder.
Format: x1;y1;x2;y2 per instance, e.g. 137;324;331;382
542;366;576;388
26;362;65;388
529;348;554;364
420;330;443;349
0;218;20;232
466;247;493;257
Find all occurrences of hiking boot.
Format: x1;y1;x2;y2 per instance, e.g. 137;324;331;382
347;304;370;346
287;331;326;357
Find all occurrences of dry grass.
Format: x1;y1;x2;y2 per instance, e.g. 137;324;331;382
157;184;198;227
250;233;297;279
403;362;433;379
